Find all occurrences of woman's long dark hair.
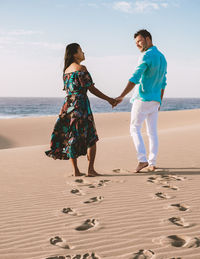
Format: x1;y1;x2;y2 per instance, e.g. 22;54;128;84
63;43;80;73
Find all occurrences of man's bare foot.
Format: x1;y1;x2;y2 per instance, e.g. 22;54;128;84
87;169;101;177
135;162;149;173
148;165;157;172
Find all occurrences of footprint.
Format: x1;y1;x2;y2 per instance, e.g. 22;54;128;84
87;180;110;188
74;179;95;188
148;174;182;184
75;219;99;231
170;203;189;211
162;184;179;190
168;235;200;248
154;235;200;248
84;196;104;204
186;237;200;248
168;217;193;228
161;174;186;181
173;175;186;181
62;208;81;216
46;255;101;259
88;184;96;188
75;179;84;183
65;253;101;258
46;256;66;259
148;175;183;187
97;179;110;187
148;176;169;185
155;235;186;247
50;236;71;249
113;168;131;173
71;188;84;196
130;249;155;258
147;176;158;183
155;192;172;199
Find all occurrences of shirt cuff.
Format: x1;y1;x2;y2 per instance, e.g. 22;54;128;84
129;77;137;84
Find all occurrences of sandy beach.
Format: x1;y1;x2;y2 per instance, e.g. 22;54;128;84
0;109;200;259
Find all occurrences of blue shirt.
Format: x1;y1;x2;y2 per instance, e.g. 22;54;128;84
129;46;167;104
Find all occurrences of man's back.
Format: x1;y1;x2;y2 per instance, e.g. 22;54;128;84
130;46;167;104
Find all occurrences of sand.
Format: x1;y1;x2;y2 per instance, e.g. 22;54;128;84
0;109;200;259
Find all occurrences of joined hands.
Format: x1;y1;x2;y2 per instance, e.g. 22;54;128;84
108;96;124;108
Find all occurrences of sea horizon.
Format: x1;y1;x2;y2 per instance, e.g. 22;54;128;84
0;97;200;119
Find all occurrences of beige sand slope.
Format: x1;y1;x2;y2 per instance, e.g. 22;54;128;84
0;110;200;259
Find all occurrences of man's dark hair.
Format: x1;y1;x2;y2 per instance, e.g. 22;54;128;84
134;29;152;41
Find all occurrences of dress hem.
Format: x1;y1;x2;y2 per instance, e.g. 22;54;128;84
45;138;99;160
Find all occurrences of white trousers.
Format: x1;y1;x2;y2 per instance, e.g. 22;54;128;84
130;99;160;166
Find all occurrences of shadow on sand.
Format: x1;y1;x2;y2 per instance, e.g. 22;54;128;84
0;135;15;149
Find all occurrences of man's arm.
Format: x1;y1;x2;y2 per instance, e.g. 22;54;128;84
160;69;167;104
115;81;135;104
158;89;165;111
161;89;165;101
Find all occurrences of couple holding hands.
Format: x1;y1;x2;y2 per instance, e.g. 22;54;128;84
45;29;167;177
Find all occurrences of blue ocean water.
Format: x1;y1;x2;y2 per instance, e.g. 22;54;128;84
0;97;200;119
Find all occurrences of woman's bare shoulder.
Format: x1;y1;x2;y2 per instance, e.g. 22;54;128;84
65;63;87;74
71;63;84;71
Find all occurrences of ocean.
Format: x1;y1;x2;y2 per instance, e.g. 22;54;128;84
0;97;200;119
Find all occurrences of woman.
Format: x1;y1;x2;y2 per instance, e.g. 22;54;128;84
45;43;116;177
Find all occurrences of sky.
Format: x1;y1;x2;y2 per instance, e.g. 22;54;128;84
0;0;200;98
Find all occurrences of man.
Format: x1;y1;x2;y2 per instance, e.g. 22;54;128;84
115;29;167;172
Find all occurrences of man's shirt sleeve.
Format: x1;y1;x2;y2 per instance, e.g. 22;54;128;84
161;71;167;90
129;54;148;84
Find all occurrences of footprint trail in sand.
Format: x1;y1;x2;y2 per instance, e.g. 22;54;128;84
48;170;198;258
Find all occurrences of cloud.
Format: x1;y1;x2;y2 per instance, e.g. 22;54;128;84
30;41;64;50
112;0;170;13
87;3;99;8
0;29;42;36
134;1;159;12
113;1;132;13
0;38;64;51
76;0;171;13
160;3;168;8
0;29;63;51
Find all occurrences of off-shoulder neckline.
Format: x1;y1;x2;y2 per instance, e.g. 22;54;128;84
64;70;88;75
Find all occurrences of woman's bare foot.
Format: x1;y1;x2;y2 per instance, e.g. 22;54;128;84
75;173;85;177
135;162;149;173
70;158;84;177
74;170;85;177
87;169;101;177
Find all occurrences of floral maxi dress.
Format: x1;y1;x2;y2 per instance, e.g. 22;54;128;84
45;71;99;160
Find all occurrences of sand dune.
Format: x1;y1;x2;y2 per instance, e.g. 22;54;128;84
0;110;200;259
